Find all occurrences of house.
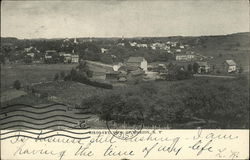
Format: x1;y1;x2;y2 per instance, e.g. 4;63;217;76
59;52;66;57
127;68;145;83
197;61;210;73
129;42;137;47
106;71;120;80
224;60;237;73
63;54;72;63
179;45;185;49
101;48;108;54
118;65;138;74
45;50;57;56
118;65;145;82
113;63;123;71
126;57;148;71
176;49;181;53
117;43;125;46
71;55;79;63
118;73;127;82
176;54;196;61
85;60;114;80
45;50;57;62
151;46;156;50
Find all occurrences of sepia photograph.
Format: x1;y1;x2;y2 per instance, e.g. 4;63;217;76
0;0;249;159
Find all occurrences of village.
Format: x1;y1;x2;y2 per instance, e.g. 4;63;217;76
1;37;241;86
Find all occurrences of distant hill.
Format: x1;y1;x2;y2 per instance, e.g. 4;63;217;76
1;37;18;44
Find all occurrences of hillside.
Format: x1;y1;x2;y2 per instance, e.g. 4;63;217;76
1;32;249;70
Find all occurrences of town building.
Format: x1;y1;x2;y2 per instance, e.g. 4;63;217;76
126;57;148;71
197;61;210;73
84;60;114;80
176;49;182;53
63;54;72;63
113;63;123;71
129;42;137;47
45;50;57;59
71;55;79;63
101;48;108;54
224;60;237;73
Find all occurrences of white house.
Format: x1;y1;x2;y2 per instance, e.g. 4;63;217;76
224;60;237;73
129;42;137;47
176;49;181;53
71;55;79;63
45;50;57;59
179;45;185;49
101;48;108;53
63;54;72;63
127;57;148;71
113;63;123;71
197;61;210;73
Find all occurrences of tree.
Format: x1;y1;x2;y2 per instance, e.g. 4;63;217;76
100;54;113;64
193;63;199;73
24;56;32;64
13;80;21;90
54;73;59;81
187;64;193;72
60;71;66;79
77;61;92;77
69;68;78;80
238;67;243;73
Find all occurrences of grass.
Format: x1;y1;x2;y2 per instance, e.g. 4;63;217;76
1;63;77;92
0;93;51;108
0;89;27;103
32;81;113;105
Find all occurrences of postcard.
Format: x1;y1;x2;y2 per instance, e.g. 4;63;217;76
1;0;249;159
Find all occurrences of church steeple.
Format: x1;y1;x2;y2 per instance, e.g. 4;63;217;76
74;37;78;44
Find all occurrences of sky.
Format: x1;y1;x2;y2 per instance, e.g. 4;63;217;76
1;0;249;39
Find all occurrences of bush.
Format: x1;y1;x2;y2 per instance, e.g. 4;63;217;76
54;73;59;81
13;80;21;90
60;71;65;79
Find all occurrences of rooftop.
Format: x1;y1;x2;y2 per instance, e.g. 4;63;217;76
225;60;236;66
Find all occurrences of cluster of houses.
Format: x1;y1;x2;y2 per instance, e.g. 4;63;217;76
82;56;238;83
116;41;189;54
128;41;185;50
175;51;212;62
82;57;147;82
44;50;79;63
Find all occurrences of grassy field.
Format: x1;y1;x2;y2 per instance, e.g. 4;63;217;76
32;81;112;105
1;63;78;92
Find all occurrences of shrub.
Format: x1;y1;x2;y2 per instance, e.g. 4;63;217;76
60;71;66;79
13;80;21;90
54;73;59;81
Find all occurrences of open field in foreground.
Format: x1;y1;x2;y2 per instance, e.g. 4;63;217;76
1;63;77;92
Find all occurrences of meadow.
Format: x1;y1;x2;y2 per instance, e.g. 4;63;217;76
1;63;77;92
